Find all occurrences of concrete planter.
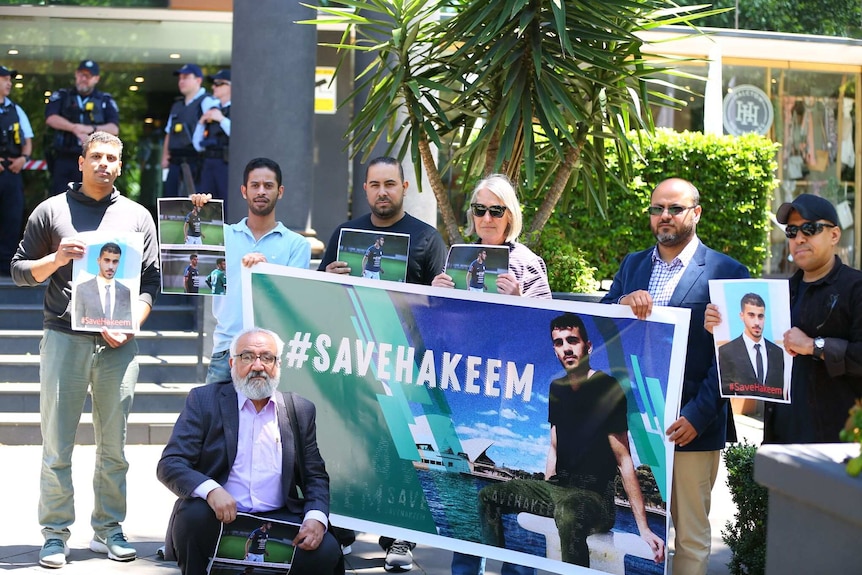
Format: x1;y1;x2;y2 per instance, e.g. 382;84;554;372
754;443;862;575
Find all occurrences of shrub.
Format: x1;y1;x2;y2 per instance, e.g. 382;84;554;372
722;441;768;575
523;129;779;284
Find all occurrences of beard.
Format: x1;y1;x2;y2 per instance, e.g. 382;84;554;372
231;364;280;400
653;220;695;247
247;196;277;217
370;195;403;220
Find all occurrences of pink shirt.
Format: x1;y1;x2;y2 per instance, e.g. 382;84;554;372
193;392;327;528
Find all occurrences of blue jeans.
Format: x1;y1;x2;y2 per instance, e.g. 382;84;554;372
206;349;231;384
451;552;535;575
39;329;138;541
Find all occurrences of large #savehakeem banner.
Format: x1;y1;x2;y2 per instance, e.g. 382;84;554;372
242;265;690;575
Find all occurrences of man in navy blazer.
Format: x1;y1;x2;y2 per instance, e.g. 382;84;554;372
719;292;785;397
157;327;341;575
602;178;749;575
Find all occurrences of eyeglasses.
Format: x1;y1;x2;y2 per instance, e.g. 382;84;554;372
647;205;697;217
233;352;278;366
213;81;230;87
471;203;508;218
783;221;837;239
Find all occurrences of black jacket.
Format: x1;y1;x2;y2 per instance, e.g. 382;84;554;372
765;256;862;443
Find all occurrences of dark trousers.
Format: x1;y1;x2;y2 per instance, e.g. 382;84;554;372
0;168;24;274
478;479;613;567
50;155;80;196
163;159;201;198
199;157;229;219
168;498;343;575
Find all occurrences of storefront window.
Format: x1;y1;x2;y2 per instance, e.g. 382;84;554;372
648;61;858;272
770;68;856;275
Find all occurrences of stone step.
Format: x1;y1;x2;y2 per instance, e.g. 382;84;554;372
0;304;199;331
0;382;202;413
0;412;180;445
0;354;206;385
0;330;203;356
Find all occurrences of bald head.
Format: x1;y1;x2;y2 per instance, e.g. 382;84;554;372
651;178;700;206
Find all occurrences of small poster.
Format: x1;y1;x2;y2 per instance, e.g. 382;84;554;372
444;244;510;292
70;230;144;334
208;512;300;575
335;228;411;283
709;278;792;403
157;198;227;296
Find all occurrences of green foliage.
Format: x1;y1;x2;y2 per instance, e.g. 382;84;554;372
676;0;862;39
306;0;723;243
840;399;862;477
533;229;600;294
722;441;768;575
524;129;779;282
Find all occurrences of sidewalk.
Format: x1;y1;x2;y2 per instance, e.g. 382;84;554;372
0;414;763;575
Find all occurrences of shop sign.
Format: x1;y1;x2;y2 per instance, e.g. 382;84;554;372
723;84;774;135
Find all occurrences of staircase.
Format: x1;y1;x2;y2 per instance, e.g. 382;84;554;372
0;277;207;445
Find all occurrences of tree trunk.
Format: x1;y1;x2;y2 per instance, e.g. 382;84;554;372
419;138;463;245
526;143;582;244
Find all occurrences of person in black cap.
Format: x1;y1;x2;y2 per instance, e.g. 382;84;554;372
707;193;862;444
161;63;210;198
0;65;33;276
45;59;119;196
193;69;231;217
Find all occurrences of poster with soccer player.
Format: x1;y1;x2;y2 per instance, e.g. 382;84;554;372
242;264;689;575
335;228;410;283
444;244;509;293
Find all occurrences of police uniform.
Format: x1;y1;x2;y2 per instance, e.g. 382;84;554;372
193;69;231;212
0;66;33;275
45;61;119;196
164;89;208;198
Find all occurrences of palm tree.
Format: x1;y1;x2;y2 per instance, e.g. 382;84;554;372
309;0;716;244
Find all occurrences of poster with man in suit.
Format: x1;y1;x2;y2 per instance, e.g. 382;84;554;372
72;231;143;333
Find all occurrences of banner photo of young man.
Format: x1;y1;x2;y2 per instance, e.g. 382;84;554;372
242;265;689;575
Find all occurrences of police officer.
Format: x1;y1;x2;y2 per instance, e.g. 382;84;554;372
161;63;210;198
0;65;33;276
193;69;231;217
45;59;119;196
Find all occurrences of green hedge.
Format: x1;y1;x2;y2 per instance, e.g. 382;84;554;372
526;129;779;289
722;441;768;575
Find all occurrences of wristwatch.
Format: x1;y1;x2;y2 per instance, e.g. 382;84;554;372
813;337;826;360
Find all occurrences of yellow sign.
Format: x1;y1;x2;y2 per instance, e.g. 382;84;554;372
315;66;336;115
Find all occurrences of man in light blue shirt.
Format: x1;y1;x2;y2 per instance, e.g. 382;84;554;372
192;157;310;383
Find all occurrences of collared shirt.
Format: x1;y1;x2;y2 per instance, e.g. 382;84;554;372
211;218;311;353
648;236;701;306
192;97;230;150
224;394;283;512
192;391;328;528
164;87;208;136
1;97;34;139
742;333;769;383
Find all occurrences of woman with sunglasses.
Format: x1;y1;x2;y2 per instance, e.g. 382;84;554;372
432;174;551;301
433;174;549;575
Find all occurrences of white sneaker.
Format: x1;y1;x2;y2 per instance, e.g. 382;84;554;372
384;539;415;572
39;539;70;569
89;532;136;562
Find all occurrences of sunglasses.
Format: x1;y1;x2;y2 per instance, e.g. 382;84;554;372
213;81;230;87
471;203;507;218
647;205;697;217
783;221;837;239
